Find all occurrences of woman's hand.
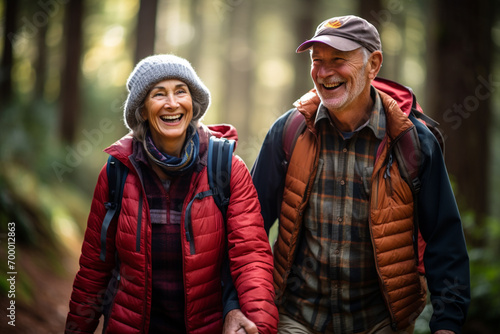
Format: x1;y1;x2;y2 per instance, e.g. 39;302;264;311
223;309;258;334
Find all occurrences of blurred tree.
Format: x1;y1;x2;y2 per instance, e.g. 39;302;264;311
359;0;383;30
188;0;203;67
59;0;84;143
134;0;158;63
222;0;256;141
426;0;495;234
0;0;18;108
292;0;320;99
34;16;49;100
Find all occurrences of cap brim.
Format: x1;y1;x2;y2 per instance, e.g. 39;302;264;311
296;35;362;53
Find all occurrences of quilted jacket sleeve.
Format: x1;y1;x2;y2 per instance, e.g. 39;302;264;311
65;164;117;333
413;117;470;334
226;155;279;334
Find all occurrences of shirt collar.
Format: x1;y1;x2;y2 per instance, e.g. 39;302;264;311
314;85;386;140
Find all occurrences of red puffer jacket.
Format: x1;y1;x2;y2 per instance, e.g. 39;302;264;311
66;124;278;333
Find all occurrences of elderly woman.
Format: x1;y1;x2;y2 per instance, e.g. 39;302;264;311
65;55;278;334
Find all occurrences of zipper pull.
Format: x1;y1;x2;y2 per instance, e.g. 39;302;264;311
384;154;393;179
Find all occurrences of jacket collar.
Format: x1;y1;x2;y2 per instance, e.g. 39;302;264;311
295;85;412;141
103;123;238;171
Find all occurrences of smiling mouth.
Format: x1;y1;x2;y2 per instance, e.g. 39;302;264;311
323;82;344;90
160;114;183;123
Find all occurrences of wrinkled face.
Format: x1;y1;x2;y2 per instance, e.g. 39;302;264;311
310;43;370;113
142;79;193;154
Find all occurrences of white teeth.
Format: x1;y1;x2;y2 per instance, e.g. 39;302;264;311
160;115;181;121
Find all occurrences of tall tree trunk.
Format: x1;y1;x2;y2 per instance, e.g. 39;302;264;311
188;0;203;68
426;0;494;231
59;0;84;144
134;0;158;64
0;0;18;108
222;0;255;142
292;0;319;100
35;22;49;100
359;0;383;30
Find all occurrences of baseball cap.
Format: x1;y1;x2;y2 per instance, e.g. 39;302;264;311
296;15;382;53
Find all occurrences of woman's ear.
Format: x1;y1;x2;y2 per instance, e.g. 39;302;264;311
368;51;383;79
140;105;147;121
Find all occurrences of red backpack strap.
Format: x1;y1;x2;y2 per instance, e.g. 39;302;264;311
282;108;307;164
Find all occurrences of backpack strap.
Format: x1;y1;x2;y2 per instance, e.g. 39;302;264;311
100;155;128;262
207;135;239;318
282;108;307;165
207;136;235;219
411;108;445;156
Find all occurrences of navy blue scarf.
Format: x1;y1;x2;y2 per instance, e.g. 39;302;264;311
144;125;199;177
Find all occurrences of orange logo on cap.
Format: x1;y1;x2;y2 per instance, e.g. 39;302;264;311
325;20;342;29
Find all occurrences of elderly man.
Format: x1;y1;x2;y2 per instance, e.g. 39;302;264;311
251;15;470;334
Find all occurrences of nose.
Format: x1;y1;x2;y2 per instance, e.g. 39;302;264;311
316;64;336;80
163;94;179;110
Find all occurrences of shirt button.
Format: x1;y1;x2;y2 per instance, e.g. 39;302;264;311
334;248;340;254
338;217;343;222
342;148;348;153
340;180;345;186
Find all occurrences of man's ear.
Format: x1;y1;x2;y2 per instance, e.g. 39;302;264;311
368;51;383;79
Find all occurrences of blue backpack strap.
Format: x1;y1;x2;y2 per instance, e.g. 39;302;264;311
100;155;128;262
207;135;239;318
207;136;235;219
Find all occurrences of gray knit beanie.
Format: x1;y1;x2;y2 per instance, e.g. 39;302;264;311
123;54;211;131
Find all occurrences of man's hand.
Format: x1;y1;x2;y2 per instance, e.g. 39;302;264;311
434;331;455;334
222;309;258;334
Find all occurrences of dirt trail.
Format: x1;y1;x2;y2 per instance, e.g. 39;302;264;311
0;248;103;333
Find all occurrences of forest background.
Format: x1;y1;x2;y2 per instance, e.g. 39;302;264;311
0;0;499;333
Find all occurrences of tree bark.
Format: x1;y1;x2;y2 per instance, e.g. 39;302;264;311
0;0;18;108
292;0;319;100
222;0;255;141
426;0;494;228
35;21;49;100
59;0;84;144
134;0;158;64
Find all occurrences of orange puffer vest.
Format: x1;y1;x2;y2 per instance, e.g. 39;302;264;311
274;89;427;330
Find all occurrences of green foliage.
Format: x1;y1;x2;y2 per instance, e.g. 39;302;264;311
0;98;90;301
462;213;500;332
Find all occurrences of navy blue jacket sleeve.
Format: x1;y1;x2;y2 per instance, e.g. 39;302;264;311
250;110;292;233
221;252;239;320
412;116;471;334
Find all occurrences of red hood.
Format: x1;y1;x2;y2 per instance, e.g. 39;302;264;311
207;123;238;144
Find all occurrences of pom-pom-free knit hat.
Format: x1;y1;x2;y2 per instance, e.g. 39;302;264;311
124;54;211;131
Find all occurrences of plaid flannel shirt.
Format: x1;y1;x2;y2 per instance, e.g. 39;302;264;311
135;141;191;334
283;89;392;333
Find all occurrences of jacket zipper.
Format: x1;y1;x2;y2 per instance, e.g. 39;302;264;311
368;126;415;331
280;133;320;302
181;172;204;332
127;157;150;333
